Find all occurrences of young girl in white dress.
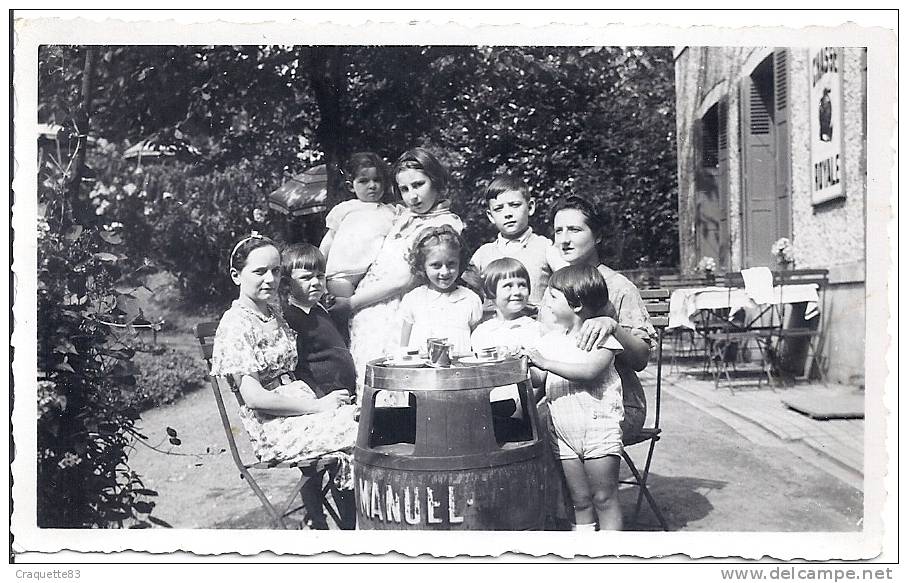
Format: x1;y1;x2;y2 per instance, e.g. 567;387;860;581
398;225;483;356
319;152;397;300
209;233;358;493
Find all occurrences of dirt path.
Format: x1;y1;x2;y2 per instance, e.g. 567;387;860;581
130;384;307;529
127;283;312;528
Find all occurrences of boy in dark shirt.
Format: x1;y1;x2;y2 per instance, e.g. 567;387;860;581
282;243;357;397
281;243;357;529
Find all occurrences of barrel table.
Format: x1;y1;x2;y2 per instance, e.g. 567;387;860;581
354;357;546;530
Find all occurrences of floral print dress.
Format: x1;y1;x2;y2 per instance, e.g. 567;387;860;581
210;301;357;484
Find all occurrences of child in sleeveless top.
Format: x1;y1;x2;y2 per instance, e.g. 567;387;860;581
523;264;625;531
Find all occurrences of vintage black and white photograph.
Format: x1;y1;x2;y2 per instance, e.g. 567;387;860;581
10;10;897;564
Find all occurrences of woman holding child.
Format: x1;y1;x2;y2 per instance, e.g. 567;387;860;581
342;148;465;390
549;195;656;438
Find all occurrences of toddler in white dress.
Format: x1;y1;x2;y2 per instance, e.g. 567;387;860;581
319;152;397;300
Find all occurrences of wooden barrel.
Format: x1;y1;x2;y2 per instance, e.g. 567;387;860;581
354;357;545;530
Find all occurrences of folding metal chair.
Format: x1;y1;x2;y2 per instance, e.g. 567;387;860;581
771;269;829;383
194;322;355;530
620;288;670;531
707;272;779;391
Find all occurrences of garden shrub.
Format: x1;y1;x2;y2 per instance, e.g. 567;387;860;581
37;125;168;528
84;141;278;306
131;347;205;412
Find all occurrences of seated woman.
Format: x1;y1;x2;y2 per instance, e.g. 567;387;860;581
209;232;357;527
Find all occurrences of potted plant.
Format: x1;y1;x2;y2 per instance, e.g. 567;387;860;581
770;238;796;270
696;256;717;284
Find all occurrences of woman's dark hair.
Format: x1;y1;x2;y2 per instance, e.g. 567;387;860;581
392;147;450;199
343;152;390;198
549;194;606;236
548;264;609;314
482;257;531;299
407;225;469;282
229;232;277;273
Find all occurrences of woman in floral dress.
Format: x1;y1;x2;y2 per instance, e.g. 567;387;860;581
210;233;358;472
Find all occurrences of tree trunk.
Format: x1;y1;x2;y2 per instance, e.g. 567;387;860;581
303;46;346;209
64;48;96;226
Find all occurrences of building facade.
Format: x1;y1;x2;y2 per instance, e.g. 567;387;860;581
674;47;866;385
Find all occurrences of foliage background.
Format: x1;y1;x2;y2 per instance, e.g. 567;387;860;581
35;44;678;527
40;45;678;306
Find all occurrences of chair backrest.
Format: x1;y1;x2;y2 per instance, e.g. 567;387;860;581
640;288;670;428
657;272;725;290
194;321;254;471
773;268;829;288
640;288;670;329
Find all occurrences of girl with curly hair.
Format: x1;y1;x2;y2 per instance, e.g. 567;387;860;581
398;225;483;356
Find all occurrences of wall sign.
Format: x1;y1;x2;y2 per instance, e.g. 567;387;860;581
809;47;846;205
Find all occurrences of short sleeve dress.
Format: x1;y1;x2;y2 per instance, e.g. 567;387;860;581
398;285;483;356
210;301;359;475
348;205;464;390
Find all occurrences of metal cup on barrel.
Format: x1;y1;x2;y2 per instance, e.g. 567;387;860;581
428;339;452;367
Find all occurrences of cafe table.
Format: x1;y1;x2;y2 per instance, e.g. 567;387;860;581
667;284;821;381
668;284;821;331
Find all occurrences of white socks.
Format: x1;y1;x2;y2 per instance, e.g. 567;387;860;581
572;523;598;532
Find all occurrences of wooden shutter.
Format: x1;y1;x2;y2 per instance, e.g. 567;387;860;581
773;48;792;239
717;96;730;269
740;67;778;267
693;108;722;266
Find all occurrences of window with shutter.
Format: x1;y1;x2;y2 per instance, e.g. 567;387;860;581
749;78;772;135
702;106;719;168
773;47;792;240
717;97;730;268
695;103;723;264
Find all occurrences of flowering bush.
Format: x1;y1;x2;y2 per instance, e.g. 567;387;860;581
770;237;796;266
696;256;717;274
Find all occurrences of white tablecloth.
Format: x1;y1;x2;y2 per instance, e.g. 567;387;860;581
668;284;820;330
